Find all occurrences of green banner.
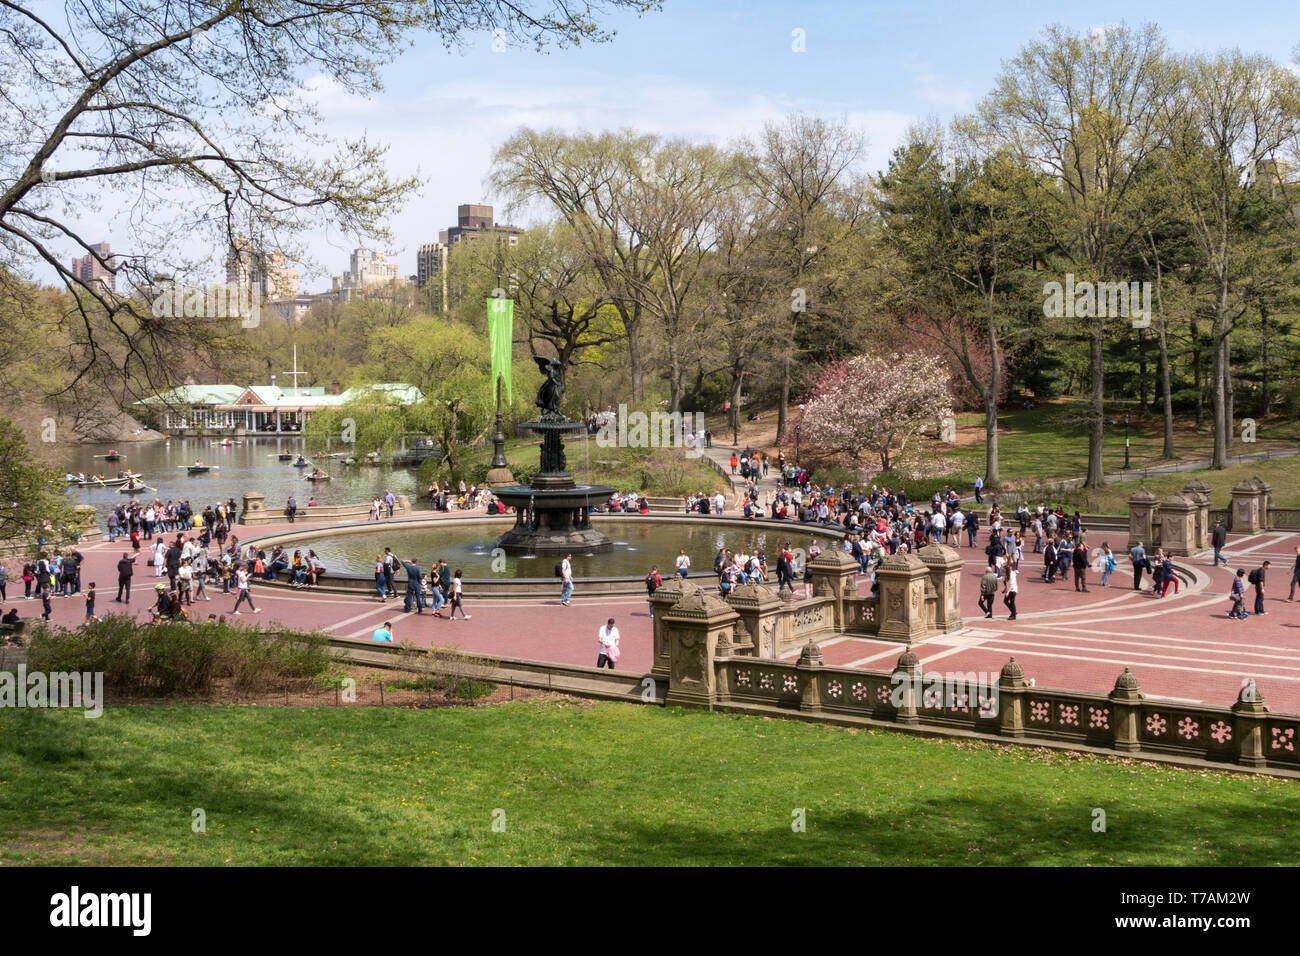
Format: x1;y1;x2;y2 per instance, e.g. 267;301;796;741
487;297;514;404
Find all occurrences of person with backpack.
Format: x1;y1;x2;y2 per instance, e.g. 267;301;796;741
645;565;662;617
978;565;999;618
1229;569;1248;620
1098;543;1116;587
559;554;574;606
1249;561;1270;615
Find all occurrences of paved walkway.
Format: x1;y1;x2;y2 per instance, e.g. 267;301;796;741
10;511;1300;713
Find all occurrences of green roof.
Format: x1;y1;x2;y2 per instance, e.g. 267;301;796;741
135;385;245;406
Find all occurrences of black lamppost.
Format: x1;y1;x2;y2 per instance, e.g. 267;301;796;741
1122;412;1131;470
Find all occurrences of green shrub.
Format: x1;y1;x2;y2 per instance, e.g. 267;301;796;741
25;616;333;697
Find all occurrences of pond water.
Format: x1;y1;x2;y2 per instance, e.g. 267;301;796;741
266;519;831;579
59;438;424;520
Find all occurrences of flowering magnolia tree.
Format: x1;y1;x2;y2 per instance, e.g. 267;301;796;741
799;352;953;472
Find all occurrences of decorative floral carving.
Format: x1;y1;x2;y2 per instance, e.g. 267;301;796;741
782;674;798;693
1178;717;1199;740
735;670;751;688
1088;706;1109;729
758;673;774;691
1030;700;1050;723
1058;703;1079;726
1145;713;1166;736
1210;721;1232;744
876;685;891;704
827;680;843;699
1271;727;1296;751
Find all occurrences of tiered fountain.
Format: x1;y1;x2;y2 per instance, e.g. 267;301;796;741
492;358;615;555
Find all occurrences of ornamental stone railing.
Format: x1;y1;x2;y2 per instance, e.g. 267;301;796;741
657;609;1300;770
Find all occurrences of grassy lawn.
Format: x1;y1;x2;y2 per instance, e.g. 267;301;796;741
1;699;1295;866
943;401;1300;486
1041;456;1300;514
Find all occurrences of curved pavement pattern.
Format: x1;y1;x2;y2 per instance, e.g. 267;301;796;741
18;512;1300;713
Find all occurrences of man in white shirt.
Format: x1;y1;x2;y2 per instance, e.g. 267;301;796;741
713;491;725;515
560;554;574;606
675;550;691;578
930;510;946;544
949;508;964;545
597;617;620;669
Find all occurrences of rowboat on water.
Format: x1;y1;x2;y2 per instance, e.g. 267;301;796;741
292;458;310;467
278;454;295;461
119;482;148;494
68;473;142;488
304;472;331;481
187;466;212;474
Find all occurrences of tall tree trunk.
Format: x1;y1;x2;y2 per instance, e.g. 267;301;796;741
1137;328;1148;414
1223;336;1234;451
1211;319;1228;469
1085;323;1105;487
984;319;1002;485
730;370;744;446
1260;305;1270;414
1158;319;1174;459
776;351;791;447
1191;314;1203;428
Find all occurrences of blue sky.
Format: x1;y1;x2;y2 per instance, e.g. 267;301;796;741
73;1;1300;290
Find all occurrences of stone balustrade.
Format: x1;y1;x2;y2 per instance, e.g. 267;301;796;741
650;578;1300;771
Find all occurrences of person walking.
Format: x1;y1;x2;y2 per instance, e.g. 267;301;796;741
1129;541;1149;591
428;561;447;617
231;564;259;615
675;550;690;579
1229;569;1248;620
1250;561;1270;615
978;565;999;619
446;570;469;620
1002;560;1018;621
1211;519;1228;567
286;495;297;524
1159;553;1179;597
973;475;984;504
1098;543;1115;588
1289;545;1300;601
559;554;574;606
645;565;662;617
115;552;135;603
597;617;620;669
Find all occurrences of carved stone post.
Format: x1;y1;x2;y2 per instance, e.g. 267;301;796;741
808;548;860;632
1252;478;1273;530
1182;479;1213;550
242;491;266;521
1158;494;1197;557
891;647;921;725
726;581;783;658
1128;488;1158;549
649;577;699;677
875;551;930;643
1231;479;1261;534
796;640;824;714
663;590;741;710
1231;679;1269;769
1109;668;1143;753
918;543;964;633
998;657;1029;738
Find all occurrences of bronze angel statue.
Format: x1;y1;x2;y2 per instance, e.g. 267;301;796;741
534;356;563;415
